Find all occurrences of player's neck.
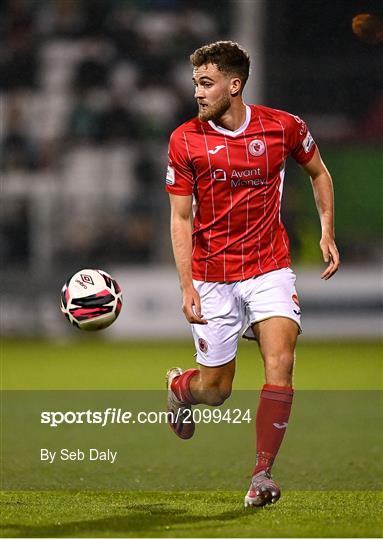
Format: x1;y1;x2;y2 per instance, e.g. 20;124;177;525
214;100;247;132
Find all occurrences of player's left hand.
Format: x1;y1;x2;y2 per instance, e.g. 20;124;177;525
320;235;340;279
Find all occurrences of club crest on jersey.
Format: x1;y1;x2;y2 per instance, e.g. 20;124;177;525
248;139;265;157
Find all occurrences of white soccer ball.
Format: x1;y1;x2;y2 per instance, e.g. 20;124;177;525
60;269;123;331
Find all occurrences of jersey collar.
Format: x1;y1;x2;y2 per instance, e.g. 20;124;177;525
207;104;251;137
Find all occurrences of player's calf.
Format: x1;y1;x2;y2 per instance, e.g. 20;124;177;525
166;359;235;439
188;360;235;406
166;367;199;440
196;384;231;406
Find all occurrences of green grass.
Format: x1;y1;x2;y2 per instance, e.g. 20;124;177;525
2;338;382;390
1;339;382;537
1;491;382;538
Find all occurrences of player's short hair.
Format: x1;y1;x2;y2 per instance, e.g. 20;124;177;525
190;41;250;91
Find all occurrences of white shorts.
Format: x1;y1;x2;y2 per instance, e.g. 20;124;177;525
191;267;301;367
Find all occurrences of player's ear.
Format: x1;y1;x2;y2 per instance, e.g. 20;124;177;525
230;77;242;96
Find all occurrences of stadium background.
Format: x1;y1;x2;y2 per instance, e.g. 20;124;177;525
1;0;382;339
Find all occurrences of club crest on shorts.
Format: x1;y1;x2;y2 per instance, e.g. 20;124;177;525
248;139;265;157
198;338;208;353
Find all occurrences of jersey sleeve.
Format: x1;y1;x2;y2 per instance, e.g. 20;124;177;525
287;114;316;165
165;130;195;195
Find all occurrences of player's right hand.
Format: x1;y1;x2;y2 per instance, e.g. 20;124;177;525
182;286;208;325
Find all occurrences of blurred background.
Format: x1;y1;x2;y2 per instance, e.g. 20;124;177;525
1;0;382;339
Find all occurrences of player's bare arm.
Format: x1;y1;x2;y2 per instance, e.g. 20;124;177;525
302;148;340;279
169;193;207;325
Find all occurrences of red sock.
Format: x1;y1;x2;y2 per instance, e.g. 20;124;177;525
170;369;199;404
252;384;294;476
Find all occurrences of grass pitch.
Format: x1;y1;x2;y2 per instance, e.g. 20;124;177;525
1;338;382;537
1;491;382;538
2;338;382;390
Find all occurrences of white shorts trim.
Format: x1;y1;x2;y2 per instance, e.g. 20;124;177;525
242;314;302;341
191;268;301;367
195;354;236;368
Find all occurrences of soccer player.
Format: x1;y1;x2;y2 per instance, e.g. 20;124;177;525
165;41;340;507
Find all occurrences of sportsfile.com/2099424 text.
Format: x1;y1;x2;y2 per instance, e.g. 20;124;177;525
40;408;252;427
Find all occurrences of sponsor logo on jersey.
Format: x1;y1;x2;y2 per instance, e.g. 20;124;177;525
248;139;265;157
212;167;266;187
231;168;261;178
230;167;266;188
198;338;208;353
166;164;175;185
231;178;266;188
213;169;227;181
302;132;315;153
208;144;225;155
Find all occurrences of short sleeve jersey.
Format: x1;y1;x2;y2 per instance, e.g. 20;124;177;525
166;104;316;282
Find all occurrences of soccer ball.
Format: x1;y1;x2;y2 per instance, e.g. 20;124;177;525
60;269;122;331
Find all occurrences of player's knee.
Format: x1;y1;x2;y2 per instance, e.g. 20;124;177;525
267;351;294;372
202;383;232;406
218;384;232;403
265;351;295;385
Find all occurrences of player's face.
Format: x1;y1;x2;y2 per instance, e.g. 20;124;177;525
193;63;231;122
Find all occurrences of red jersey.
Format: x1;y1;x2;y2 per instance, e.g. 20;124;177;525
166;104;316;282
